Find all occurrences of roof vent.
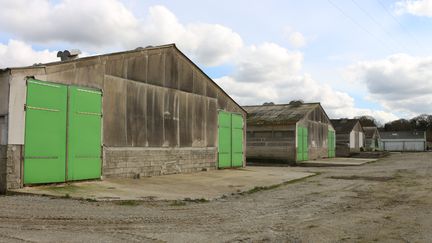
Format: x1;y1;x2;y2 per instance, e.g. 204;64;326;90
57;49;81;61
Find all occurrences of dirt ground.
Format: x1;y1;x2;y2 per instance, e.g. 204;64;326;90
0;152;431;243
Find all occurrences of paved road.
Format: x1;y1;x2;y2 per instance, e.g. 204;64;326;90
0;152;431;242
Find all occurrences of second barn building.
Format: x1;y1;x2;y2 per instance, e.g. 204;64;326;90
244;102;335;164
330;119;365;157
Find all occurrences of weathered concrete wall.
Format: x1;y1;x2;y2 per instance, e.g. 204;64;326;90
246;124;296;163
103;147;217;178
103;75;218;148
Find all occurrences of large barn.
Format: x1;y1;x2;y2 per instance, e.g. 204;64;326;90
331;119;365;157
0;44;246;193
244;102;335;164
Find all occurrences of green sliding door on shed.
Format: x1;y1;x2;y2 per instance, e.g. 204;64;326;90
218;111;244;168
296;126;308;161
67;86;102;181
24;79;68;184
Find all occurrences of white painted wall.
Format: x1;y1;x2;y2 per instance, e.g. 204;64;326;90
7;75;27;145
349;131;355;148
359;132;364;148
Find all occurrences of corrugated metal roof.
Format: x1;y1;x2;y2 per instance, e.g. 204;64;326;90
380;131;425;140
330;119;360;134
243;103;320;125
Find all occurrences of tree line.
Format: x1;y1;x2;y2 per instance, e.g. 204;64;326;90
355;114;432;142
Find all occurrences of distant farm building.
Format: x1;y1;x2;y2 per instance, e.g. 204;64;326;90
0;44;246;193
330;119;365;157
363;127;381;151
244;102;335;164
380;131;426;152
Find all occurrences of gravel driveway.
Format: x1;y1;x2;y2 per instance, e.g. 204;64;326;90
0;152;431;242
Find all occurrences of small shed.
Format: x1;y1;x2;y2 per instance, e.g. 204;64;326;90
330;119;365;157
363;127;381;151
244;102;335;164
0;44;246;193
380;131;426;152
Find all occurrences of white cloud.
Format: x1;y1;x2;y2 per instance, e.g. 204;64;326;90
395;0;432;17
284;27;307;48
288;32;307;48
0;40;58;68
215;42;398;123
0;1;404;123
348;53;432;116
0;1;243;66
0;0;139;46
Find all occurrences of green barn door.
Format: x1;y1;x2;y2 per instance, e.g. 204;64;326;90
218;111;244;168
296;126;303;161
67;86;102;181
297;126;309;161
24;79;68;184
302;127;309;160
231;114;244;167
218;111;232;168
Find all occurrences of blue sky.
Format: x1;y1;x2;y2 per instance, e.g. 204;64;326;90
1;0;432;122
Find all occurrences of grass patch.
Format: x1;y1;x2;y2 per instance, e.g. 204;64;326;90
46;184;81;194
170;200;187;206
240;173;318;195
114;200;141;206
329;175;394;182
183;197;209;203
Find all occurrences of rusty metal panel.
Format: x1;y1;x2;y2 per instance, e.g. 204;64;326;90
179;93;192;147
126;81;147;146
0;116;7;145
146;85;164;146
216;91;228;110
192;95;205;147
163;89;179;147
164;49;178;89
126;55;147;82
147;53;164;87
178;59;193;93
105;57;126;78
73;63;104;89
206;99;217;147
103;76;127;146
193;71;206;96
206;82;217;99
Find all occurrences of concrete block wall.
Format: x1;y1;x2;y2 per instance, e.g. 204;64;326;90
6;145;21;190
0;145;6;193
0;145;21;193
103;147;217;178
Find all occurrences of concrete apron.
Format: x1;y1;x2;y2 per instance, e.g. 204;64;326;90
10;166;314;201
298;158;377;167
